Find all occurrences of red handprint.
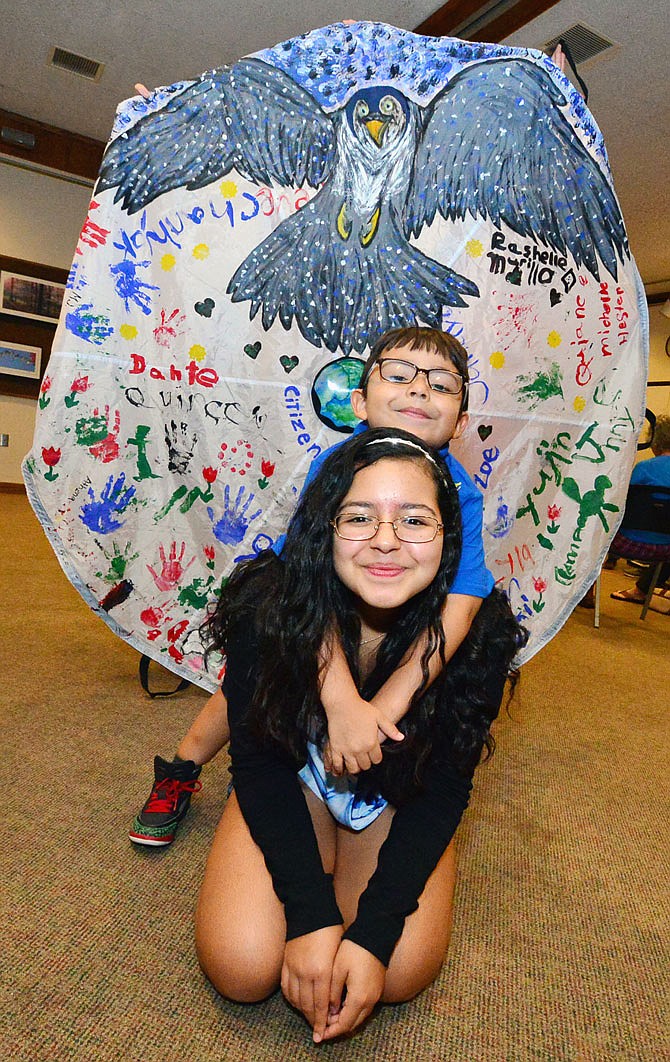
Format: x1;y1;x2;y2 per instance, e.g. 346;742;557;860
88;407;122;463
140;601;173;640
147;542;195;591
153;307;186;348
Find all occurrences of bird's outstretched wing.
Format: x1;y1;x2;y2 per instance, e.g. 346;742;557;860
96;58;336;214
405;59;629;280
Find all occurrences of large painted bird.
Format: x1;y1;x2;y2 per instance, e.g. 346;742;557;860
97;56;629;354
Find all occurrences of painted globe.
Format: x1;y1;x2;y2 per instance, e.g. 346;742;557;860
311;357;365;433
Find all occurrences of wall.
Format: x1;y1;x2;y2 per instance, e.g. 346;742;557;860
647;301;670;415
0;160;92;483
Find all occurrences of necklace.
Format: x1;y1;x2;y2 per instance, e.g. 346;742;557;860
360;632;385;647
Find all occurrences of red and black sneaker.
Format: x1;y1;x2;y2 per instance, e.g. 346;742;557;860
129;756;202;847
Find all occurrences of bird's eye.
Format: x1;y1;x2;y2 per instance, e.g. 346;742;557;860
380;97;395;114
355;100;369;118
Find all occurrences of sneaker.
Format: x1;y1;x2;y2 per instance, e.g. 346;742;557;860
129;756;202;847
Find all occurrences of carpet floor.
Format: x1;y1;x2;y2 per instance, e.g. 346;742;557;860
1;493;668;1061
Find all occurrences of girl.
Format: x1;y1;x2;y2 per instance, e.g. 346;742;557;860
195;428;526;1042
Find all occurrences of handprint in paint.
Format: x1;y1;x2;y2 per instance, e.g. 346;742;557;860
98;541;140;582
178;574;216;611
65;303;114;345
79;473;136;533
164;420;198;474
76;406;122;462
147;541;196;591
516;363;564;410
207;485;262;546
110;258;159;315
76;406;114;445
140;601;173;640
153;307;186;348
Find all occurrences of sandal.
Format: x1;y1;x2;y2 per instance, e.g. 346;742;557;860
610;588;645;603
610;588;670;614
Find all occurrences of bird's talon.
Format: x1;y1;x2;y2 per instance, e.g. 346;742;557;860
360;207;381;247
337;203;352;241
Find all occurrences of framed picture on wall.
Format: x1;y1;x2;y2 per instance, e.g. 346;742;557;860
0;270;66;324
0;254;68;400
0;340;42;380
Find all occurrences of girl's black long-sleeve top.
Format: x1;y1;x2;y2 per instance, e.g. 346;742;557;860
223;624;476;968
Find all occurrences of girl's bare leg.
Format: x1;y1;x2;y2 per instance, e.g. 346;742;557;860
195;792;286;1001
196;789;455;1008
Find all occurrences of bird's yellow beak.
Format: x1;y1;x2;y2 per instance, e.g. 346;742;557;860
365;118;385;146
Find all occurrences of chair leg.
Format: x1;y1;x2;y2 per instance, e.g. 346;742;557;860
593;574;601;629
640;562;662;620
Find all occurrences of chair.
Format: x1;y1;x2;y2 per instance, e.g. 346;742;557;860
595;484;670;625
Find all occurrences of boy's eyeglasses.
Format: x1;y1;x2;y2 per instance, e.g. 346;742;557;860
331;514;444;543
372;358;465;396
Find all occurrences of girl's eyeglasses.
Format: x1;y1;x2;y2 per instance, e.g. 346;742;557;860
331;513;443;542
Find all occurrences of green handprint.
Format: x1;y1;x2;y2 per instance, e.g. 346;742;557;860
99;541;140;582
178;574;216;610
76;411;110;446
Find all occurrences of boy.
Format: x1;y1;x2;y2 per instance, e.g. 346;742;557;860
129;326;494;845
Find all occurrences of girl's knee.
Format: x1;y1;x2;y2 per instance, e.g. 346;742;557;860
196;928;280;1002
381;956;444;1004
381;935;450;1003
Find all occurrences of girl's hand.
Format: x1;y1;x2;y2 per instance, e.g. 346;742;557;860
323;697;403;776
320;940;386;1041
281;926;343;1043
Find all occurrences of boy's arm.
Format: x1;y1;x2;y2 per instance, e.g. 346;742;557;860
320;636;404;776
371;593;481;723
320;594;482;775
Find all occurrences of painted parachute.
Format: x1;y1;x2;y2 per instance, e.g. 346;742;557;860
24;21;648;689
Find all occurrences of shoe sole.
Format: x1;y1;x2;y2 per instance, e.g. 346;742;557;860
129;830;175;846
129;811;182;847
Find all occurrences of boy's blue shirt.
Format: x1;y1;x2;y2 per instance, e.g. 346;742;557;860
275;421;494;598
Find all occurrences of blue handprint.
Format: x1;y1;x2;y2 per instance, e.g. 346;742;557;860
65;303;114;345
80;473;136;533
109;259;159;315
208;485;262;546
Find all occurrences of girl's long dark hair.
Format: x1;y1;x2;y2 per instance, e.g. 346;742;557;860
203;427;527;804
